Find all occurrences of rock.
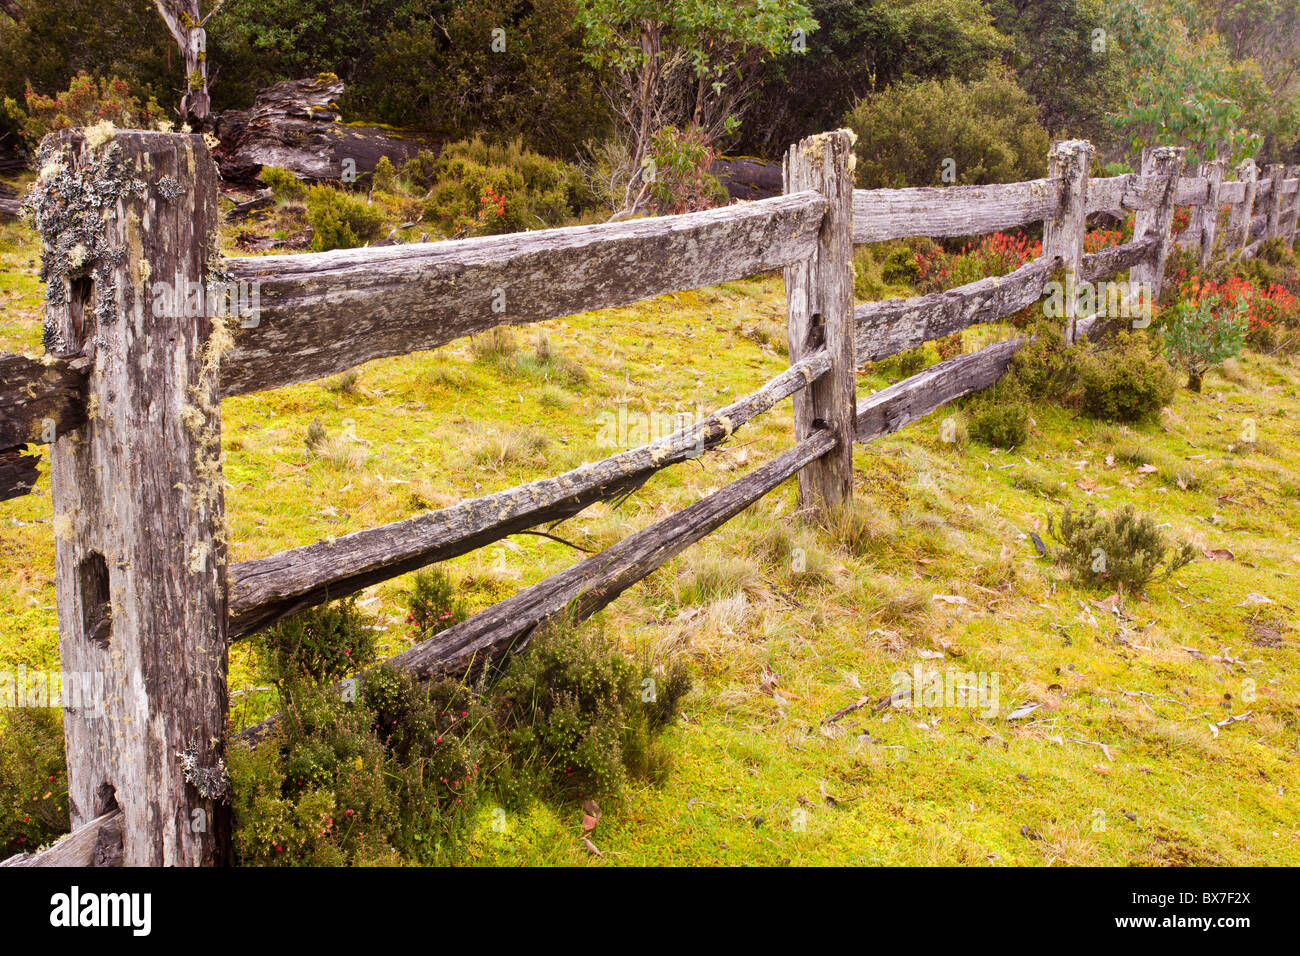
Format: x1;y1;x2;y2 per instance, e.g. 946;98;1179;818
711;155;783;201
212;75;426;183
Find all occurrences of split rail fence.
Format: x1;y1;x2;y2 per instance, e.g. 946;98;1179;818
0;127;1295;865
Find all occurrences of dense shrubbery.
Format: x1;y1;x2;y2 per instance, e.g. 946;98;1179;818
305;185;386;251
3;72;166;148
1160;280;1250;391
401;137;590;236
1048;504;1197;592
230;603;690;865
404;567;468;640
964;380;1032;447
846;68;1050;189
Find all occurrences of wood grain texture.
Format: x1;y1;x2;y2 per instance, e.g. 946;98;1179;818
0;355;89;476
1042;141;1092;343
1265;164;1286;239
1219;181;1247;204
0;446;40;500
854;257;1052;362
784;130;856;513
0;810;121;867
852;178;1059;244
856;338;1023;443
41;129;231;866
1079;235;1160;282
1193;161;1226;267
1129;146;1186;300
227;351;831;637
219;192;825;396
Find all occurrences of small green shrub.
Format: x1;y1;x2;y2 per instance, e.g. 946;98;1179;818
493;621;690;801
1011;322;1079;403
405;566;469;640
407;136;590;236
1047;505;1196;591
966;381;1031;447
1162;291;1249;391
895;347;928;379
257;598;379;686
881;246;921;285
0;710;69;856
372;156;398;192
1076;332;1177;422
260;165;307;203
306;186;386;251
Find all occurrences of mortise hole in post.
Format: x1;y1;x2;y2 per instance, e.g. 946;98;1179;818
808;312;825;350
68;276;94;349
78;551;111;648
94;782;118;817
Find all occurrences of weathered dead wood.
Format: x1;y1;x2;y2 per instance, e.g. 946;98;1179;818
1078;235;1160;282
711;155;783;201
212;77;423;183
1174;176;1210;206
1283;167;1300;239
854;257;1052;362
0;196;20;219
1193;160;1225;267
1042;140;1092;344
852;179;1059;244
228;351;830;637
1219;181;1247;204
856;338;1023;442
1130;146;1186;301
783;129;855;513
220;191;825;396
1265;164;1287;240
39;129;231;866
0;446;40;500
0;353;89;448
0;810;121;867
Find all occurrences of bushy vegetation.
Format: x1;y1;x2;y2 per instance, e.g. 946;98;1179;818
305;185;386;251
399;137;590;236
404;566;469;640
1161;281;1250;391
3;71;166;148
230;604;690;865
846;68;1050;189
1047;504;1197;592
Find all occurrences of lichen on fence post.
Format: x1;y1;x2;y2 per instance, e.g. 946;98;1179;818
1042;140;1093;344
1264;163;1287;241
1129;146;1187;303
1230;159;1258;258
1193;159;1226;268
782;129;856;514
34;128;231;866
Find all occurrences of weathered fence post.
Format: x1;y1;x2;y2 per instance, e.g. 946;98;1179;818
1264;163;1286;241
1130;146;1187;303
1230;159;1258;257
1283;164;1300;241
1042;140;1092;344
1193;159;1225;267
783;129;856;515
37;129;231;865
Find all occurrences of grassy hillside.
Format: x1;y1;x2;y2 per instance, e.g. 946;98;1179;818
2;193;1298;865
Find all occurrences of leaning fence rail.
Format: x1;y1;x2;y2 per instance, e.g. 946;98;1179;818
0;125;1294;866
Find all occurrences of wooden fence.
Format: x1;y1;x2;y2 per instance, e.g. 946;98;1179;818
0;127;1295;866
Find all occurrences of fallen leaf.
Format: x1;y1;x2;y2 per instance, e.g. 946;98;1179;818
1006;702;1041;720
1202;547;1235;561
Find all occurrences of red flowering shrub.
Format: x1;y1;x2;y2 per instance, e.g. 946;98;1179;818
3;72;166;146
919;231;1043;294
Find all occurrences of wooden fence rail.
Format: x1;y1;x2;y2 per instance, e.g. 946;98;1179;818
0;127;1292;866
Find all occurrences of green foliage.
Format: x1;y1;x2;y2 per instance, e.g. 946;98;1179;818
988;0;1122;141
305;185;386;251
4;71;166;147
260;165;307;203
211;0;607;157
1105;0;1290;164
371;156;397;192
1076;332;1178;422
404;567;469;640
407;137;589;236
645;125;729;214
1161;291;1249;391
1047;504;1197;591
846;67;1051;188
1010;321;1079;403
493;621;690;801
257;597;379;686
964;380;1032;448
738;0;1007;154
0;710;69;857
